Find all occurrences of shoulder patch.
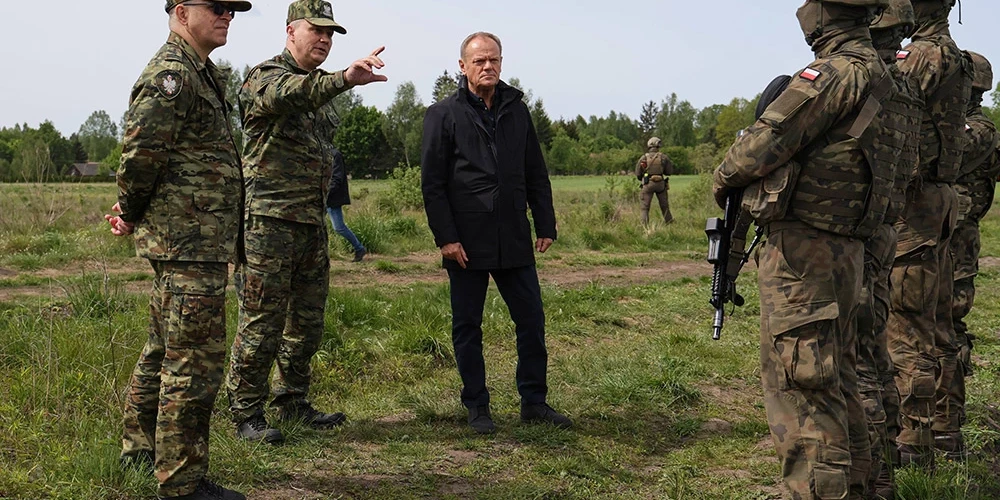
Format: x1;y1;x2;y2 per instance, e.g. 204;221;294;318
896;50;910;60
799;67;821;82
154;70;183;100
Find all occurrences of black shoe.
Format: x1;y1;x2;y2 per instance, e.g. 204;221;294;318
158;478;245;500
520;402;573;429
467;405;496;434
934;431;966;462
236;414;284;444
353;248;367;262
278;401;346;429
873;461;895;500
120;449;154;473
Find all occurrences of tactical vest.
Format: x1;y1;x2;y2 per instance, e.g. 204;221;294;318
957;114;1000;221
642;152;671;177
902;39;973;183
789;58;894;239
879;66;923;223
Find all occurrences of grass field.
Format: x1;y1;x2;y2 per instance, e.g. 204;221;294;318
1;177;999;499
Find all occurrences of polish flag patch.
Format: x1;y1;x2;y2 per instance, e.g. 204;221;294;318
897;50;910;60
800;68;821;81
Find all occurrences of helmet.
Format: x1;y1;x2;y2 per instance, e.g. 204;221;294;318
872;0;915;30
967;51;994;92
647;137;662;148
797;0;889;46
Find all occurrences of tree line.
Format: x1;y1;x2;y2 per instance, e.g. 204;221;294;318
4;62;1000;183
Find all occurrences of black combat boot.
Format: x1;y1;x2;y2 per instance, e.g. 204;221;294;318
278;401;346;429
934;431;966;462
236;413;284;444
520;402;573;429
898;443;935;472
467;405;496;434
353;248;367;262
158;478;245;500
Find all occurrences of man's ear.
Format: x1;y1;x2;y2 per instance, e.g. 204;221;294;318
286;24;295;39
175;4;189;25
458;59;466;75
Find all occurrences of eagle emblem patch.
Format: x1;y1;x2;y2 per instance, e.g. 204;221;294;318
322;4;333;18
154;70;183;100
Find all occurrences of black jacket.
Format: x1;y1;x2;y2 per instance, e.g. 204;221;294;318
325;148;351;208
421;79;556;271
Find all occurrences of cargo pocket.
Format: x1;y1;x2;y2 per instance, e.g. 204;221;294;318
812;463;849;499
768;302;840;391
164;264;227;349
890;261;934;313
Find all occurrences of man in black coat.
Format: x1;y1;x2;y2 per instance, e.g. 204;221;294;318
326;148;366;262
421;31;571;434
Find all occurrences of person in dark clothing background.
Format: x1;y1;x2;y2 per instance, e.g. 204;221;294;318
326;148;366;262
420;31;571;435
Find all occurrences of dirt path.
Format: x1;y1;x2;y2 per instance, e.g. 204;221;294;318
0;253;713;302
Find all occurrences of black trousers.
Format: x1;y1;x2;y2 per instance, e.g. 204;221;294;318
447;265;548;409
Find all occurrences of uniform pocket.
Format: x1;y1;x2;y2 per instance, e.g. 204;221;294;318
812;463;849;499
890;262;933;313
768;302;840;391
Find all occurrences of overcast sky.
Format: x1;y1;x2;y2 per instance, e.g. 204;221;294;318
1;1;997;136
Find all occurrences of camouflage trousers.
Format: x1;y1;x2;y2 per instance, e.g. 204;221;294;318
640;180;672;224
226;214;329;423
856;224;901;494
121;260;228;498
887;182;960;451
950;218;980;378
757;222;869;499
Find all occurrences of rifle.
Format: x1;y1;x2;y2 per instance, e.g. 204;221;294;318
705;192;762;340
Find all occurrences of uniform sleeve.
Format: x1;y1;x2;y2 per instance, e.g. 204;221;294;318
243;64;351;117
897;44;943;103
715;66;859;191
635;155;644;180
420;104;460;247
524;109;556;240
116;67;193;223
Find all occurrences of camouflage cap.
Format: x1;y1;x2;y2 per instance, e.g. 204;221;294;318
287;0;347;34
967;51;994;91
164;0;253;13
647;137;662;148
872;0;915;29
822;0;889;6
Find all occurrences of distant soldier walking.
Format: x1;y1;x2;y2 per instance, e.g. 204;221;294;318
225;0;387;444
635;137;674;224
106;0;251;498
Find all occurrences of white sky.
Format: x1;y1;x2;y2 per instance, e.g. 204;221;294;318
0;1;997;136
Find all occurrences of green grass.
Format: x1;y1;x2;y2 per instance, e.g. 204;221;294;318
2;179;1000;498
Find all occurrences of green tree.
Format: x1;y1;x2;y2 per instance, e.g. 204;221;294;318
655;93;697;148
11;135;55;182
217;60;249;151
530;99;554;149
382;82;426;168
432;70;461;103
337;105;388;177
694;104;725;146
77;110;119;162
715;97;758;144
639;100;658;139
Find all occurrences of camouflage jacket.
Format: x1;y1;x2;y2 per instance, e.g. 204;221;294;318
957;108;1000;221
897;28;972;183
715;31;889;237
116;32;243;263
240;49;351;226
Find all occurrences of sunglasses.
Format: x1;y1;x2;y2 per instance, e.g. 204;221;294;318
181;2;237;18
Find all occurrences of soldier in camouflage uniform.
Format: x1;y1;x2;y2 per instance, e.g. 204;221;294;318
887;0;971;468
857;1;921;496
714;0;891;497
224;0;387;444
950;51;999;421
106;1;251;499
635;137;674;224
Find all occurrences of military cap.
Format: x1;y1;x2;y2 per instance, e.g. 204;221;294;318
287;0;347;34
872;0;915;30
164;0;252;13
647;137;662;148
823;0;890;6
967;51;994;92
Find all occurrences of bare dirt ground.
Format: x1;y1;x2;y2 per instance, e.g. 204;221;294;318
0;253;713;302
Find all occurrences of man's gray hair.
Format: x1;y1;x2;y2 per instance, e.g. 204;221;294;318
460;32;502;59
